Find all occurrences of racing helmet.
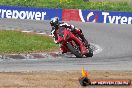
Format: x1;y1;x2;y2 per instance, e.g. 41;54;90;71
50;17;59;27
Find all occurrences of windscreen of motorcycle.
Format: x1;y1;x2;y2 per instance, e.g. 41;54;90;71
58;27;65;37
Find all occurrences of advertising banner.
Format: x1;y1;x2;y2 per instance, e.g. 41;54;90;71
0;5;62;21
0;5;132;24
62;9;132;24
79;10;132;24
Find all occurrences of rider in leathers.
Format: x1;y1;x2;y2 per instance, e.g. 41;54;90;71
50;17;88;54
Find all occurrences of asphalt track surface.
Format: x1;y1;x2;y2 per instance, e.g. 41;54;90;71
0;19;132;71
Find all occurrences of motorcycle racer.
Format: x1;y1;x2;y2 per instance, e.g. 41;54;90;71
50;17;88;54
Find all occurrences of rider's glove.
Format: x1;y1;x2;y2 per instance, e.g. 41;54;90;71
49;34;55;38
54;39;59;44
70;25;76;32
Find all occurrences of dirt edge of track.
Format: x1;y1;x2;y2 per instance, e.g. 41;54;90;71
0;70;131;88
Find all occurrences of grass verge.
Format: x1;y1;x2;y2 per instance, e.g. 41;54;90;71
0;30;59;54
0;0;132;12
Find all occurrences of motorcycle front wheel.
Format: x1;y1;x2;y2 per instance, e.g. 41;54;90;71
67;42;83;58
85;45;93;57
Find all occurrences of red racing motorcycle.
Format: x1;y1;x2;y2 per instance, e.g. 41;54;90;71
53;27;93;58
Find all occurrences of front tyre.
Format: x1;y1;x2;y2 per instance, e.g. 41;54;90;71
85;45;93;57
67;42;83;58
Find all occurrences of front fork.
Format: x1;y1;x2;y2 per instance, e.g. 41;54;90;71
70;35;88;55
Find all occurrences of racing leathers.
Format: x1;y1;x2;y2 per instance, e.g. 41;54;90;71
51;22;86;53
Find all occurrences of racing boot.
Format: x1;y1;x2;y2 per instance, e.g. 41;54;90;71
60;44;68;54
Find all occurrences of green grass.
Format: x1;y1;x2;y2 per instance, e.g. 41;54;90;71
0;0;132;11
0;30;58;54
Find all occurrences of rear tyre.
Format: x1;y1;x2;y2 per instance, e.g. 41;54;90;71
67;42;83;58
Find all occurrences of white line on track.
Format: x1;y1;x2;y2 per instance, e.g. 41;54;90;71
36;33;46;35
21;31;32;33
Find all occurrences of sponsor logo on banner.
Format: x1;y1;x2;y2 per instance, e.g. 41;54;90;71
0;6;62;21
79;10;98;22
87;12;98;22
102;12;132;24
78;9;132;24
0;9;46;20
79;68;131;86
